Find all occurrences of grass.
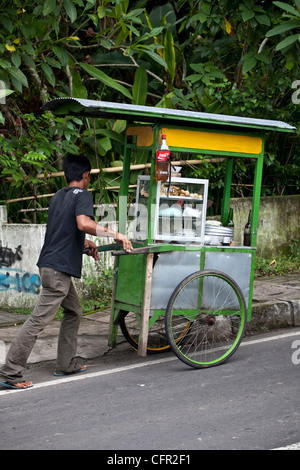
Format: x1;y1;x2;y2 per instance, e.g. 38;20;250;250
255;242;300;277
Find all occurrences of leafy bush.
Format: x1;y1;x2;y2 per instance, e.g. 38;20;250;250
81;266;114;313
255;240;300;276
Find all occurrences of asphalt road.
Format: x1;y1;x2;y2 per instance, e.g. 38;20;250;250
0;328;300;452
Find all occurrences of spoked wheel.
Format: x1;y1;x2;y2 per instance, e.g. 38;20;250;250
165;270;247;369
119;311;170;354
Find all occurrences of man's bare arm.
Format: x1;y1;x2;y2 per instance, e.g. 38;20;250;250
76;215;132;252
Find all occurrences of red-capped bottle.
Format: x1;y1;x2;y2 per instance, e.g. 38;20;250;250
156;134;170;181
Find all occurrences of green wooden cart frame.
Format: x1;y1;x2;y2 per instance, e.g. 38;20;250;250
42;98;296;368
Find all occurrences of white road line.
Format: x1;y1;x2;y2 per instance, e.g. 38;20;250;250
0;356;176;395
272;442;300;450
241;330;300;346
1;329;300;396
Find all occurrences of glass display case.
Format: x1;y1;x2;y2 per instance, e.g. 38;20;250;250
134;176;209;243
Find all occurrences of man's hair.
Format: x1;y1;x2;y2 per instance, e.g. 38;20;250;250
63;154;91;183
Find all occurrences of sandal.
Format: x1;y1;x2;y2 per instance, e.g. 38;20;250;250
0;381;33;390
53;365;87;377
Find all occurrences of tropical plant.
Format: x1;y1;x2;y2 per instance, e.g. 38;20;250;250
0;0;299;222
266;0;300;52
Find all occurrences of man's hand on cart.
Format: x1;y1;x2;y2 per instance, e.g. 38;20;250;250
84;239;101;260
114;232;133;252
90;222;132;253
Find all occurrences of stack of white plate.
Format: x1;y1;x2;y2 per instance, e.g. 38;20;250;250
205;221;234;245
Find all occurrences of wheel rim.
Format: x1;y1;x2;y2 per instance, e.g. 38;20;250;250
166;271;246;368
120;312;170;353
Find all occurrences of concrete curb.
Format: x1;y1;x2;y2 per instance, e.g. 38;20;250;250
249;300;300;332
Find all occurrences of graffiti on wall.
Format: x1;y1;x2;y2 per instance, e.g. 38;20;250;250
0;244;41;294
0;244;23;267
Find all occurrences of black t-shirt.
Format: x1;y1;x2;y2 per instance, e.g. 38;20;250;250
37;187;94;278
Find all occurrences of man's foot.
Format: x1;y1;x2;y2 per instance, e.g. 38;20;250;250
0;380;33;390
53;365;87;377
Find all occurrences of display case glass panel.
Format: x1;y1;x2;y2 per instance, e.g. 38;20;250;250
134;176;208;244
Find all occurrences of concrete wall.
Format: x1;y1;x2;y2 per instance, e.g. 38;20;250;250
230;195;300;257
0;217;46;309
0;194;299;309
0;205;116;309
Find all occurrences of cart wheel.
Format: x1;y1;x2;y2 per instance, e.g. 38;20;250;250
165;270;247;369
119;311;170;354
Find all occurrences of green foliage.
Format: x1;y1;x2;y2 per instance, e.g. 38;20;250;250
266;1;300;51
255;240;300;276
132;66;148;105
0;113;80;185
82;265;114;312
80;62;133;100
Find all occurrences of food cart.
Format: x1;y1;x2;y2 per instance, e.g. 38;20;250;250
42;99;295;368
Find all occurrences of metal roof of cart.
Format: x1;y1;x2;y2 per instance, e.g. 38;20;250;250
42;98;296;133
